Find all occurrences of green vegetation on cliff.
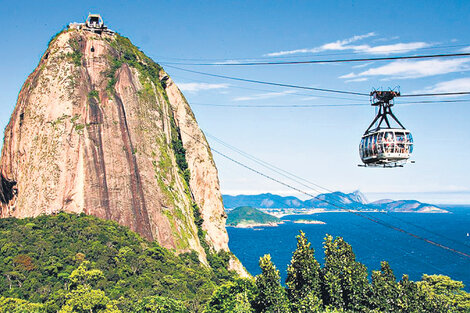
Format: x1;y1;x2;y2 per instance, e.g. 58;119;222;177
226;206;280;227
106;34;164;95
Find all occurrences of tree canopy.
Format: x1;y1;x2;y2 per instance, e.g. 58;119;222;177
0;213;233;312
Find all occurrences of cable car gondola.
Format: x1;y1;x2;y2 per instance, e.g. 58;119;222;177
359;90;414;167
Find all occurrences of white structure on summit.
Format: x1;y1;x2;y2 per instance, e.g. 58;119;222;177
68;14;114;35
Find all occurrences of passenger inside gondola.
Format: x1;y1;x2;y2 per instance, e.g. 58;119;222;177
396;133;405;143
360;129;414;161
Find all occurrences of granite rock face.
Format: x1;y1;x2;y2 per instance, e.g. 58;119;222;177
0;29;241;270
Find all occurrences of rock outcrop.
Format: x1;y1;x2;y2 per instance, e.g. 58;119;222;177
0;26;242;271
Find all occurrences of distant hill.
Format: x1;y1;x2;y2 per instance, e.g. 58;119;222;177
369;199;447;213
226;206;281;227
223;193;304;209
223;191;447;213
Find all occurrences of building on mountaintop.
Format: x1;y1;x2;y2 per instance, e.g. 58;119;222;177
68;13;114;35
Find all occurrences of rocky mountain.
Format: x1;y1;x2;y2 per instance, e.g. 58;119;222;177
223;191;447;213
223;191;368;209
303;190;369;210
0;21;244;271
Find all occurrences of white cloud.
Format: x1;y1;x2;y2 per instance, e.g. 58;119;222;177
459;46;470;53
265;32;375;56
299;96;319;101
352;62;375;69
373;36;400;43
265;33;431;57
418;77;470;94
340;58;470;79
233;90;296;101
362;42;430;54
214;60;243;65
345;77;369;83
178;82;229;92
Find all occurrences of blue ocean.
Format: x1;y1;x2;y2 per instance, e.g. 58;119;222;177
227;206;470;290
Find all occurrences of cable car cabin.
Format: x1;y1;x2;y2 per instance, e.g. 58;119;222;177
360;129;413;166
359;90;414;167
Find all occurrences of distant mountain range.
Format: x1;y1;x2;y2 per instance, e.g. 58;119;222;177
222;191;448;213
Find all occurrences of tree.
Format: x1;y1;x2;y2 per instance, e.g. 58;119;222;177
134;296;188;313
204;278;257;313
285;231;322;313
254;254;291;313
12;254;35;272
398;274;425;313
418;274;470;313
58;262;121;313
370;261;400;312
58;286;120;313
321;235;370;312
0;296;45;313
68;261;105;288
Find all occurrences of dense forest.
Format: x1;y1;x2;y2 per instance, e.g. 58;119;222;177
0;213;234;312
0;213;469;312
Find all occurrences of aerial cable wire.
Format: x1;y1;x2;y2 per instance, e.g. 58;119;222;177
205;141;470;260
193;99;470;108
193;102;368;108
165;65;470;98
173;123;470;259
206;133;329;193
400;91;470;97
206;132;470;250
161;52;470;66
398;99;470;104
176;123;470;258
171;74;362;101
164;65;370;96
157;92;470;258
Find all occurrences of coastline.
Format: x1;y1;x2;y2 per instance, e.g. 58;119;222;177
266;208;448;218
293;219;326;225
225;207;449;228
226;221;284;228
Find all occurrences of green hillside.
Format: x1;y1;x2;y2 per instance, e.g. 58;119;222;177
0;213;234;312
226;206;280;227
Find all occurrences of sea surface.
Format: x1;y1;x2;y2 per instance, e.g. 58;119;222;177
227;205;470;290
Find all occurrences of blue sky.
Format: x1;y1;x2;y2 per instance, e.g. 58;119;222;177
1;1;469;204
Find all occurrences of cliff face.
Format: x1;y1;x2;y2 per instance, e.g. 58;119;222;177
0;28;234;266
